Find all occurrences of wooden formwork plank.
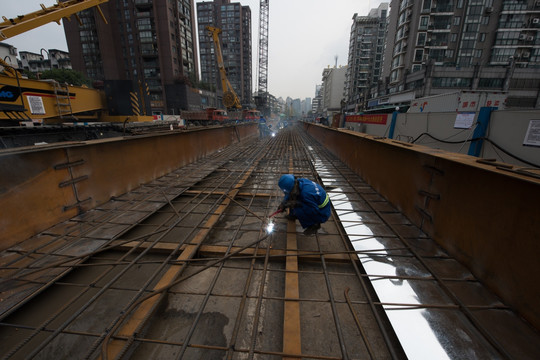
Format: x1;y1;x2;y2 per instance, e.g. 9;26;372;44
283;220;302;359
283;157;302;358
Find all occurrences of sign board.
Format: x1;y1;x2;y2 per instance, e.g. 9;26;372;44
26;95;45;115
345;114;388;125
454;112;475;129
523;120;540;147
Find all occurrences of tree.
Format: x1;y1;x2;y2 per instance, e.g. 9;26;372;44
39;69;91;87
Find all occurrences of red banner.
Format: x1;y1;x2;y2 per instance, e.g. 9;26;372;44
345;114;387;125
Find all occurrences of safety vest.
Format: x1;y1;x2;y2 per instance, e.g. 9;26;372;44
318;193;329;208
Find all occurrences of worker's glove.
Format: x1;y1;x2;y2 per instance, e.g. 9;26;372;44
277;201;287;212
284;200;299;208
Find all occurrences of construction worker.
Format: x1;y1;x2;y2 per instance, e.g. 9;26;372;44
277;174;331;235
258;115;267;138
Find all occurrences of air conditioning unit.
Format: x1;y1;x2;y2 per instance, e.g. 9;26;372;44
533;18;540;24
527;36;534;41
485;7;493;14
519;34;527;40
523;52;530;58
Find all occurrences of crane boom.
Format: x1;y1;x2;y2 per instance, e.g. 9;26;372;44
257;0;269;95
255;0;269;115
0;0;109;40
206;26;241;110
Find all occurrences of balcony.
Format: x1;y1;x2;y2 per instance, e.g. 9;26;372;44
431;5;454;13
141;50;158;57
135;0;152;9
425;41;448;48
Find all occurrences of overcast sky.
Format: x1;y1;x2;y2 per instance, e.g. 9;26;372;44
2;0;387;100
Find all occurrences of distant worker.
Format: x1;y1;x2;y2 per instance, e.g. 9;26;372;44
321;117;329;126
277;174;331;235
258;115;267;138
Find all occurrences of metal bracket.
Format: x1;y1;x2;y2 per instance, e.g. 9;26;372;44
59;175;89;188
419;190;440;200
54;159;86;170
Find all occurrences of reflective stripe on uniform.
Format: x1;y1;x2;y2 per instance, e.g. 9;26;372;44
318;193;329;208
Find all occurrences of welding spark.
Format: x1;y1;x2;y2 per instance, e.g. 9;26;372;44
266;220;275;233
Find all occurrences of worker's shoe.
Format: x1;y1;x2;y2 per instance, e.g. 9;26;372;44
303;223;320;236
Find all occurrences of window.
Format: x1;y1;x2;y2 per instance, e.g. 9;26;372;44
140;31;153;39
414;49;424;62
453;16;461;26
137;18;152;30
490;48;516;63
419;16;429;30
432;77;472;87
465;23;479;32
499;14;525;29
478;78;503;88
430;49;446;62
494;31;520;46
417;32;427;46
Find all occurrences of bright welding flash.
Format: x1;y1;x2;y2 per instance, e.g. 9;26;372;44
266;219;275;233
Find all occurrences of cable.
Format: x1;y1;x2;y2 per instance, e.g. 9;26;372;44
411;132;479;145
412;132;540;168
484;137;540;168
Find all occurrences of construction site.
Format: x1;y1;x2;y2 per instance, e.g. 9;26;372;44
1;122;539;359
1;0;540;358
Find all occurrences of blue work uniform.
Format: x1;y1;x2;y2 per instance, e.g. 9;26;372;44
258;117;267;138
284;178;331;228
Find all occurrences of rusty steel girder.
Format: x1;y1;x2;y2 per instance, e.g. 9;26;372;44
303;122;540;330
0;124;258;251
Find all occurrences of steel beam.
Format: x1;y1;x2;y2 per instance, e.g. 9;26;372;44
304;122;540;329
0;124;258;250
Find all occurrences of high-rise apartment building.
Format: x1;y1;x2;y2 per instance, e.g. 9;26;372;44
312;84;322;115
320;65;348;117
379;0;540;108
64;0;199;114
344;3;389;111
197;0;252;107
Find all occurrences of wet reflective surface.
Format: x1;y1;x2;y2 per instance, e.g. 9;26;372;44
310;136;540;360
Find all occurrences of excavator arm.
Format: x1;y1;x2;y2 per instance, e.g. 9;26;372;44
206;26;242;110
0;0;108;40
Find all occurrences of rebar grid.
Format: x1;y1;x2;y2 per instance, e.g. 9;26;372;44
1;126;538;360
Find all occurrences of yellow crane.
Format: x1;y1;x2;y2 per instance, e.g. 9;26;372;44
0;0;153;124
0;0;108;40
206;26;242;110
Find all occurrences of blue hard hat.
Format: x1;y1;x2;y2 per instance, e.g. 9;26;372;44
278;174;295;194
